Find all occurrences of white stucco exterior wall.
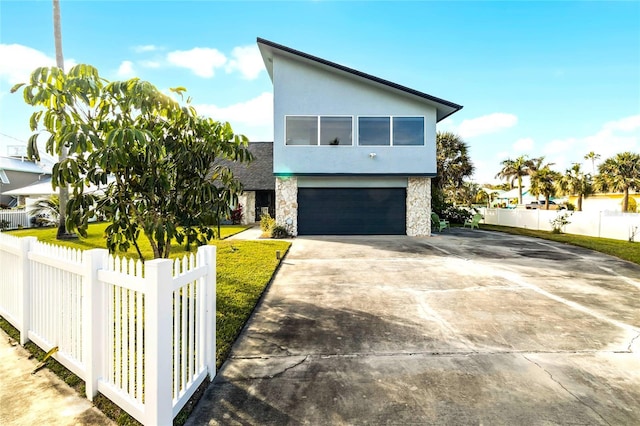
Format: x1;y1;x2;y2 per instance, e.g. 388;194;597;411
238;191;256;225
272;54;438;177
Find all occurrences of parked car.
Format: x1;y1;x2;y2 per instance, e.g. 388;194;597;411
525;200;565;210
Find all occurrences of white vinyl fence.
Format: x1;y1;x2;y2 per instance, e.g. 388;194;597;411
0;232;216;426
481;208;640;242
0;210;30;230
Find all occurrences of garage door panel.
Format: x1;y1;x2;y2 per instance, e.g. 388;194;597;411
298;188;405;235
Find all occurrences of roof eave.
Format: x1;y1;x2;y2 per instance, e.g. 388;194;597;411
257;37;463;122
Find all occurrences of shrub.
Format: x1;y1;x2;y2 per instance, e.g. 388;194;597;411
442;205;474;224
231;204;243;225
566;202;575;211
271;225;289;239
550;211;573;234
260;213;276;233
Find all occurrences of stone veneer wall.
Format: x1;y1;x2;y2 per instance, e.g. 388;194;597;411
238;191;256;225
275;176;298;236
406;177;431;236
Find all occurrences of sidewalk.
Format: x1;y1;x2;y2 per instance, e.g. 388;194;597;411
225;224;264;240
0;328;114;426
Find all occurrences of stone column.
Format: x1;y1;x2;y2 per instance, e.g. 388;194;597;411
238;191;256;225
406;177;431;236
275;176;298;236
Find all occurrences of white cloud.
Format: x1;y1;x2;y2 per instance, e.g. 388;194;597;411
195;92;273;141
225;45;264;80
0;44;75;84
133;44;158;53
457;113;518;138
167;47;227;78
512;137;534;152
543;114;640;169
116;60;135;78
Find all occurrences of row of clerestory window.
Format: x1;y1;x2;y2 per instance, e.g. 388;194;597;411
285;115;425;147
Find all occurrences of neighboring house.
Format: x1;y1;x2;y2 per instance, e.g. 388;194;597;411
257;38;463;236
0;156;51;207
570;192;639;213
217;142;276;224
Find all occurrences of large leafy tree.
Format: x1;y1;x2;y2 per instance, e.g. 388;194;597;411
495;155;538;205
594;152;640;212
529;165;561;210
556;163;593;211
433;132;475;209
14;66;252;260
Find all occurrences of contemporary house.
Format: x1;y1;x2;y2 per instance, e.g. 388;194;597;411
257;38;462;236
0;156;51;207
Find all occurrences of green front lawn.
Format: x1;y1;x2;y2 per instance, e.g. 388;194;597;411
7;222;249;257
480;224;640;265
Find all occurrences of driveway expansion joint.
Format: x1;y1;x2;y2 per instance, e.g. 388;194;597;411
523;355;612;426
628;332;640;353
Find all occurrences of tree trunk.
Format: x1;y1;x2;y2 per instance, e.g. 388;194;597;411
545;195;551;210
622;187;629;212
517;176;523;205
577;195;583;212
52;0;70;239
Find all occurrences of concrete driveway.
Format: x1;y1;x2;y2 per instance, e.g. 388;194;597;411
187;229;640;425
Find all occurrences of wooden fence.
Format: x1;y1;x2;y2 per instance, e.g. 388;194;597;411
0;232;216;425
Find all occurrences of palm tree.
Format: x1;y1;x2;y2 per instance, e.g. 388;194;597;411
530;165;561;210
435;132;475;193
454;181;481;207
28;195;60;227
556;163;593;211
495;155;535;205
594;152;640;212
433;132;474;211
584;151;601;175
52;0;70;239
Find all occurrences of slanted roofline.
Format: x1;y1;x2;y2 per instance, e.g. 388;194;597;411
257;37;463;122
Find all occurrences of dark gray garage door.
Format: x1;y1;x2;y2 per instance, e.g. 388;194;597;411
298;188;406;235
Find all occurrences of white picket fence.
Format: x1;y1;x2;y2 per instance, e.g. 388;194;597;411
0;232;216;426
480;208;640;241
0;210;30;230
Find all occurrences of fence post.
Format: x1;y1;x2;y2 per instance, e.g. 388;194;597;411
145;259;174;426
18;236;36;345
198;245;217;379
83;248;108;400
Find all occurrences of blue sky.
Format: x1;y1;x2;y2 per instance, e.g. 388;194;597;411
1;0;638;183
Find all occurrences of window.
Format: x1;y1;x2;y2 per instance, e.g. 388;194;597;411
358;117;390;146
393;117;424;146
286;116;317;145
320;117;352;146
286;116;352;146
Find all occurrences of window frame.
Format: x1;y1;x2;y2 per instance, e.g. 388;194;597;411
357;115;425;147
285;115;354;147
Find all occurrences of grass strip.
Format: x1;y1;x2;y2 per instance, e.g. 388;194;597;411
480;224;640;265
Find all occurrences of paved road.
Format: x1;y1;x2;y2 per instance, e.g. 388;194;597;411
188;229;640;425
